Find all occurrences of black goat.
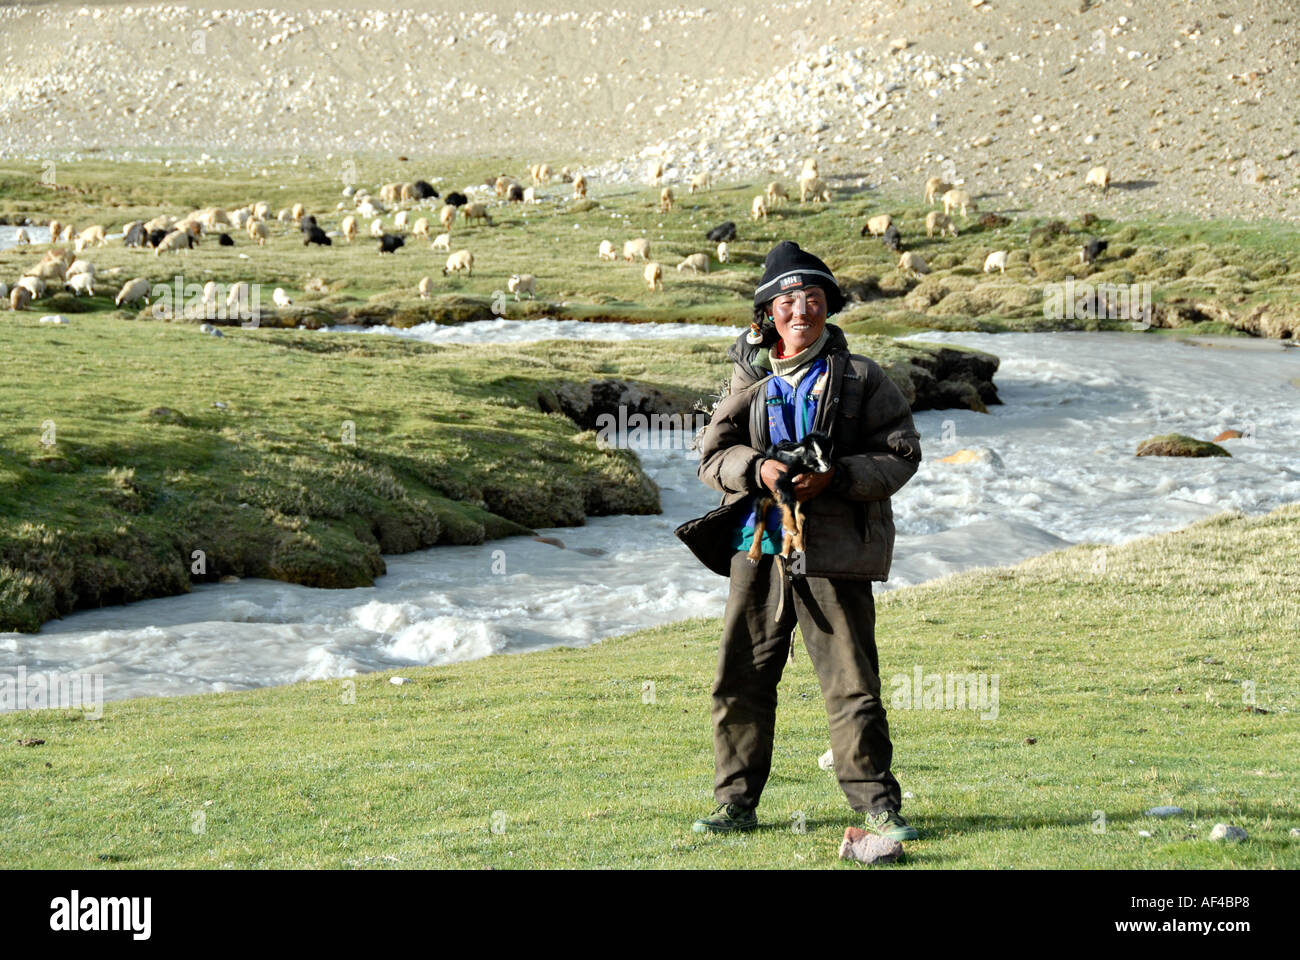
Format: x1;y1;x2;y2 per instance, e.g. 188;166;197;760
378;233;405;254
412;180;439;200
218;232;234;246
303;225;332;246
747;430;835;565
881;223;902;252
706;220;737;243
444;191;468;208
1081;237;1108;265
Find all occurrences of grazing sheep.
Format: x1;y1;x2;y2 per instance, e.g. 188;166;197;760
60;225;74;243
379;183;403;204
67;260;94;278
273;288;292;308
200;208;232;229
276;208;292;224
644;261;664;291
926;211;958;238
412;217;431;239
144;214;175;233
801;157;819;179
799;176;830;203
881;223;902;253
494;176;515;198
64;274;94;297
394;210;410;232
78;224;107;247
659;187;674;213
717;241;729;263
751;195;768;221
218;233;235;247
378;234;405;254
432;232;452;252
507;183;525;203
677;253;710;274
412;180;439;200
17;276;45;299
114;277;151;307
370;218;385;238
29;259;67;281
598;239;617;261
523;186;539;205
706;221;737;243
861;214;893;237
229;209;250;230
252;201;272;221
418;276;433;299
1085;165;1111;194
623;238;651;261
203;281;219;307
10;285;31;311
1081;238;1109;265
443;249;474;277
572;173;588;199
249;221;271;246
122;221;145;247
898;251;931;278
533;163;553;185
356;199;383;219
766;181;789;207
942;189;976;217
439;204;457;232
14;228;30;245
924;176;953;205
689;172;712;194
647;159;664;185
444;191;469;208
155;229;196;255
47;220;61;243
462;203;493;227
400;183;416;203
341;215;358;242
508;273;536;301
225;282;251;311
983;250;1009;274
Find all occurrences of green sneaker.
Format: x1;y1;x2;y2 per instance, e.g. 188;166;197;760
692;802;758;833
864;809;919;842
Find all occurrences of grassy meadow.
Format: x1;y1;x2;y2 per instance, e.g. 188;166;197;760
1;504;1295;869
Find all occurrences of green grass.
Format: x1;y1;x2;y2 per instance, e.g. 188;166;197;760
2;504;1296;869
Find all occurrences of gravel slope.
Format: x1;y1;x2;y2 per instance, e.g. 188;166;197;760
1;0;1297;219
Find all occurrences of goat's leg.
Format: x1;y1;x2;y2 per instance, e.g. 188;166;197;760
777;498;798;559
747;497;770;564
794;502;807;554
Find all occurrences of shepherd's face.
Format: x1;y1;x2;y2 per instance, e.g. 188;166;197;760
770;285;827;353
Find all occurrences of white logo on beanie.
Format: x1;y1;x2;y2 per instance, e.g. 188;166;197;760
779;274;802;289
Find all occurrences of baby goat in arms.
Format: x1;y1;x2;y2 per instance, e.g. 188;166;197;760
747;430;835;566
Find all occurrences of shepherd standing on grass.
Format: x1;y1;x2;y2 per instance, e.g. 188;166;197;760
676;241;923;841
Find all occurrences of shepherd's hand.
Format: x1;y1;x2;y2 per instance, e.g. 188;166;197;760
792;467;834;502
760;458;789;494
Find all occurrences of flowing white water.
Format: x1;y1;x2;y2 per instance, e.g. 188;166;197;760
328;317;740;343
4;331;1298;706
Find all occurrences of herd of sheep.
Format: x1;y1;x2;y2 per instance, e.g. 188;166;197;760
3;157;1115;314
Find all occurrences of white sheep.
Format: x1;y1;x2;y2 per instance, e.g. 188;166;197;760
983;250;1009;274
291;202;306;222
523;186;539;205
799;176;830;203
573;173;588;199
418;277;433;299
659;187;674;213
249;221;271;246
273;288;293;308
439;204;457;232
924;176;953;205
432;232;452;252
394;210;410;232
10;285;31;311
717;241;729;263
766;181;789;207
252;201;271;221
15;228;29;246
801;157;819;179
530;163;552;185
507;273;536;301
59;225;74;243
689;172;712;194
647;159;664;185
623;238;651;261
644;261;663;291
898;251;931;278
598;240;617;261
17;276;45;299
751;195;768;221
864;214;893;237
115;277;151;307
65;274;94;296
341;215;358;242
29;259;67;281
443;250;474;277
677;253;710;274
462;203;493;227
942;189;975;217
1085;165;1111;194
370;218;385;239
203;281;220;306
926;211;958;238
276;208;292;224
67;260;94;278
226;282;251;311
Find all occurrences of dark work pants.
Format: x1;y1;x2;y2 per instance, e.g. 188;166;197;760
711;550;902;813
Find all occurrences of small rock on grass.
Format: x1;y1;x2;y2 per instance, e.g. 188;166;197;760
839;827;903;865
818;748;834;770
1289;828;1300;838
1209;823;1247;842
1145;806;1185;817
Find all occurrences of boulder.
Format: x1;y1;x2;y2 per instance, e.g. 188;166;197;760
1136;434;1230;458
1208;823;1248;842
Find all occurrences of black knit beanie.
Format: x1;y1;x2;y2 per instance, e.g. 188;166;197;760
752;240;847;316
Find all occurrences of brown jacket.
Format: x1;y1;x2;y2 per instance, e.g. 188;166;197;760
675;327;922;580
